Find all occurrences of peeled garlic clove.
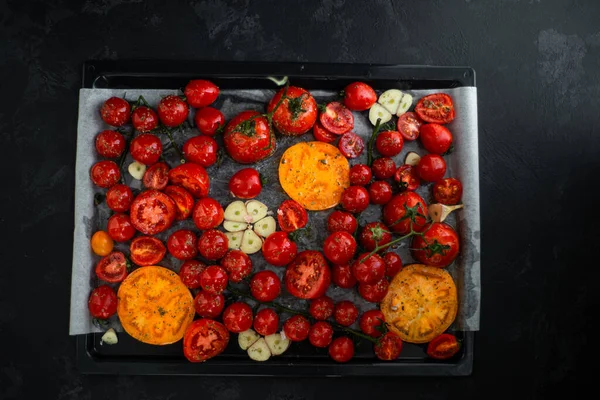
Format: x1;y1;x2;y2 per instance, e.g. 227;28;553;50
238;329;261;351
428;203;464;222
128;161;146;180
240;229;263;254
247;337;271;362
100;328;118;345
378;89;404;114
224;201;249;222
369;103;392;126
245;200;268;223
396;93;413;116
265;333;290;356
253;216;276;238
404;152;421;166
225;232;243;250
223;220;248;232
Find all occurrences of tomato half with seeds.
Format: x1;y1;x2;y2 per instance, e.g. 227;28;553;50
343;82;377;111
164;185;194;220
309;296;334;321
198;230;228;260
262;231;297;267
107;213;135;242
415;93;455;124
371;157;396;180
222;302;253;333
95;130;125;158
229;168;262;199
313;120;337;143
253;308;279;336
194;290;225;318
158;95;189;127
132;106;158;133
359;309;385;338
106;184;133;212
427;333;461;360
349;164;372;186
277;200;308;232
168;163;210;198
351;253;386;284
323;231;357;265
416;154;446;182
332;264;356;289
200;265;229;295
338;132;364;159
179;260;207;289
327;211;357;234
90;160;120;188
130;190;176;235
183;135;218;167
184;80;220;108
129;236;166;266
100;97;130;127
192;197;224;230
224;111;276;164
334;300;358;326
375;131;404;157
359;222;392;251
194;106;225;136
283;315;310;341
130;133;163;165
285;250;331;300
219;250;253;282
394;165;420;191
382;192;428;235
433;178;463;205
88;285;118;319
358;278;389;303
309;321;334;348
420;123;453;155
95;251;128;283
268;86;318;136
383;252;403;278
411;222;459;268
368;181;393;205
250;270;281;302
397;112;423;141
320;102;354;134
374;332;403;360
143;162;169;190
183;319;229;362
329;337;354;363
167;229;198;260
340;186;369;213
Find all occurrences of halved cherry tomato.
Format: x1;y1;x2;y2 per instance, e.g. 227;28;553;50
309;321;334;348
90;160;120;188
433;178;463;205
416;154;446;182
194;107;225;136
179;260;207;289
313;120;337;143
359;309;385;338
359;222;392;251
158;95;189;127
95;130;125;158
183;319;229;362
197;230;228;260
340;186;369;213
309;296;334;321
358;278;389;303
375;131;404;157
167;229;198;260
327;211;357;233
277;200;308;232
219;250;253;282
394;165;420;191
368;181;393;205
229;168;262;199
334;300;358;326
349;164;372;186
383;252;403;278
331;264;356;289
185;80;219;108
415;93;455;124
88;285;118;319
192;197;224;230
250;270;281;302
268;86;318;136
130;133;163;165
420;123;453;155
320;102;354;134
91;231;113;256
323;231;356;265
132;106;158;133
130;190;176;235
371;157;396;180
397;112;423;141
164;185;194;221
351;253;386;284
200;265;229;295
107;213;135;242
283;315;310;341
194;290;225;318
143;162;169;190
329;337;354;363
338;132;364;159
183;135;218;167
129;236;166;266
224;111;275;164
253;308;279;336
262;231;298;267
222;302;253;333
374;332;403;360
343;82;376;111
168;163;210;198
106;184;133;212
426;333;461;360
382;192;428;235
285;250;331;300
100;97;130;127
95;251;128;283
411;222;459;268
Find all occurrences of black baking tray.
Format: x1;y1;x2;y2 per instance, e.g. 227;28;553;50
77;60;475;376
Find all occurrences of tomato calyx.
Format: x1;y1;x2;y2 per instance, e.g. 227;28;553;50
157;126;185;164
288;226;312;242
389;203;427;228
416;238;452;258
287;93;308;121
368;225;387;245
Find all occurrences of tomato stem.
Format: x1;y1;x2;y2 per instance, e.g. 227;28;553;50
367;119;383;167
160;126;185;164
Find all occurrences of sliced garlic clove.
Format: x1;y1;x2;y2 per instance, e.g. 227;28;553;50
378;89;404;115
396;93;413;116
253;216;276;238
240;229;263;254
404;151;421;166
238;329;261;350
428;203;464;222
223;220;248;232
224;201;249;223
247;337;271;362
369;103;392;126
265;333;290;356
245;200;268;223
128;161;146;180
225;232;243;250
100;328;118;345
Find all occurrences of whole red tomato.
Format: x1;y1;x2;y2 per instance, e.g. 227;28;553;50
383;252;403;278
359;222;392;251
394;165;420;191
433;178;463;205
250;270;281;302
90;160;120;188
223;302;253;333
340;186;369;213
192;197;224;230
183;319;229;363
107;213;135;242
168;163;210;198
368;181;393;205
309;296;334;321
376;130;404;157
351;253;386;284
343;82;376;111
194;290;225;318
323;231;357;265
358;278;389;303
158;95;189;127
185;80;219;108
285;251;331;300
371;157;396;180
130;190;176;235
417;154;446;182
95;252;128;283
327;211;357;234
328;337;354;363
100;97;130;127
183;135;218;167
167;229;198;260
95;130;125;158
142;162;169;190
426;333;461;360
420;123;453;154
219;250;252;282
88;285;118;319
411;222;460;267
283;315;310;342
194;107;225;136
267;86;318;136
349;164;372;186
179;260;207;289
415;93;455;124
331;264;357;289
130;133;163;165
106;184;133;212
197;230;228;260
309;321;334;348
164;185;194;220
359;309;385;338
224;111;276;164
374;332;403;360
334;300;358;326
229;168;262;199
382;192;428;235
132;106;158;133
262;231;297;267
253;308;279;336
200;265;229;294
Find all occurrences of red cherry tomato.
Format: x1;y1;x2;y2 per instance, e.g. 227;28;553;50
340;186;369;213
250;270;281;302
323;231;357;265
277;200;308;232
433;178;463;205
358;278;389;303
395;165;420;191
197;230;228;260
219;250;253;283
359;310;385;338
359;222;392;251
383;252;403;278
416;154;446;182
132;106;158;133
382;192;428;235
426;333;461;360
164;185;194;220
130;133;163;165
283;315;310;341
267;86;318;136
100;97;130;127
129;236;166;266
334;300;358;326
309;296;334;321
371;157;396;180
349;164;372;186
183;135;218;167
415;93;455;124
338;132;364;159
130;190;176;235
343;82;376;111
351;253;386;284
194;290;225;318
183;319;229;362
90;160;120;188
179;260;207;289
313;119;337;143
374;332;403;360
420;123;453;155
194;107;225;136
106;184;133;212
397;112;423;141
285;250;331;300
328;337;354;363
107;213;135;242
142;162;169;190
224;111;275;164
368;181;393;205
168;163;210;198
88;285;118;319
327;211;357;233
376;130;404;157
184;80;219;108
411;222;460;268
229;168;262;199
95;252;128;283
167;229;198;260
95;130;125;158
192;197;224;230
158;95;189;127
253;308;279;336
320;102;354;134
200;265;229;295
309;321;334;348
223;302;253;333
332;264;357;289
262;231;298;267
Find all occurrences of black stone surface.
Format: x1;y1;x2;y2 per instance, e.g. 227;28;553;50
1;0;598;399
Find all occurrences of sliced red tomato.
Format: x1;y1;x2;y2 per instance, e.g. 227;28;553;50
129;236;166;266
285;250;331;300
320;102;354;134
277;200;308;232
183;319;230;362
397;112;423;141
143;162;170;190
95;251;128;283
415;93;455;124
394;165;420;191
426;333;460;360
164;185;194;221
130;190;176;235
338;132;364;159
374;332;403;360
313;120;337;143
168;163;210;198
433;178;463;205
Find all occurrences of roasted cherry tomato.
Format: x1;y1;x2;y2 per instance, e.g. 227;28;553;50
143;162;169;190
277;200;308;232
371;157;396;180
433;178;463;205
158;95;189;127
313;120;337;143
397;112;423;141
416;154;446;182
167;229;198;260
359;309;385;338
253;308;279;336
100;97;130;127
309;296;334;321
107;213;135;242
224;111;276;164
358;278;389;303
395;165;420;191
332;264;357;289
327;211;357;234
382;192;428;235
420;123;453;155
192;197;224;230
194;107;225;136
219;250;253;282
349;164;372;186
229;168;262;199
285;250;331;300
427;333;461;360
183;135;218;167
198;230;228;261
106;184;133;212
340;186;369;213
183;319;229;362
374;332;403;360
415;93;455;124
88;285;118;319
309;321;334;348
164;185;194;220
351;253;386;284
168;163;210;198
343;82;376;111
268;86;318;136
323;231;357;265
200;265;229;295
129;236;166;266
283;315;310;341
411;222;459;268
250;270;281;302
90;160;120;188
329;337;354;363
130;133;163;165
95;252;128;283
90;231;113;256
194;290;225;318
359;222;392;251
376;130;404;157
368;181;393;205
320;102;354;135
179;260;207;289
383;252;403;278
222;302;253;333
95;130;125;158
334;300;358;326
132;106;158;133
130;190;176;235
185;80;220;108
338;132;364;159
262;231;298;267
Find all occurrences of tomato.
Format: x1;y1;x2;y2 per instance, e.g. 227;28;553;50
129;236;166;266
349;164;372;186
192;197;224;230
262;232;297;267
313;120;337;143
250;270;281;302
397;112;423;141
219;250;252;282
107;213;135;242
157;95;189;127
90;160;120;188
200;265;229;294
106;184;133;212
351;253;386;284
323;231;357;265
179;260;207;289
338;132;364;159
382;192;428;235
253;308;279;336
358;278;389;303
309;296;334;321
320;102;354;134
91;231;113;256
376;131;404;157
142;162;169;190
229;168;262;199
183;135;218;167
411;223;460;268
132;106;158;133
194;290;225;318
374;332;403;360
167;229;198;260
359;309;385;338
184;80;219;108
268;86;318;136
95;130;125;158
130;133;163;165
197;230;229;260
416;154;446;182
359;222;392;251
420;124;453;155
327;211;357;234
224;110;275;164
415;93;455;124
223;302;253;333
309;321;334;348
371;157;396;180
88;285;118;319
334;300;358;326
344;82;377;111
194;107;225;136
368;181;393;205
433;178;463;205
168;163;210;198
426;333;461;360
283;315;310;341
277;200;308;232
183;319;229;362
328;337;354;362
285;250;331;300
130;190;176;235
164;185;194;220
340;186;369;213
95;252;128;283
394;165;420;191
331;264;356;289
383;252;403;278
100;97;130;127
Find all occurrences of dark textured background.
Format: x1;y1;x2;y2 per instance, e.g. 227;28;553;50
1;0;598;399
